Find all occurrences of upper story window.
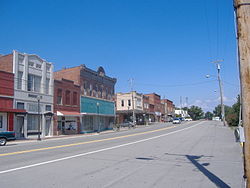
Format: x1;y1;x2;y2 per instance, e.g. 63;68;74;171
73;92;78;105
121;100;124;107
28;74;41;92
45;105;51;111
46;64;51;72
89;84;92;96
137;99;142;107
57;89;62;105
17;102;25;109
36;64;42;69
28;61;34;67
17;71;23;89
18;55;24;65
45;78;50;94
128;99;131;107
65;90;71;105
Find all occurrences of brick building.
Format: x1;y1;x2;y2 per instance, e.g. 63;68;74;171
0;50;54;138
116;91;145;125
54;78;81;135
161;99;174;122
54;65;116;133
144;93;162;122
0;70;26;135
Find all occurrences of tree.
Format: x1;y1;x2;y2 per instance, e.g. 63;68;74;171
188;106;204;120
205;111;213;120
213;95;241;126
226;95;240;127
213;104;232;119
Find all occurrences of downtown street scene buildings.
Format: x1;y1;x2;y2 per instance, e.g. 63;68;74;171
0;50;54;138
0;50;175;139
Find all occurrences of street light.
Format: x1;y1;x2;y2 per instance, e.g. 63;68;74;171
207;60;226;126
37;96;41;141
97;102;100;133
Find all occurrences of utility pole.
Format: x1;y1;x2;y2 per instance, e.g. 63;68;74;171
129;78;136;125
210;60;226;126
180;96;182;117
186;97;188;108
234;0;250;186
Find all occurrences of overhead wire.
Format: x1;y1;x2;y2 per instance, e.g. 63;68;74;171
134;79;217;88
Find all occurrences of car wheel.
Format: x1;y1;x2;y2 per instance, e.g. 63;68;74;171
0;138;7;146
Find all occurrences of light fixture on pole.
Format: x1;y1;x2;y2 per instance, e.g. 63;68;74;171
37;95;41;141
97;102;100;133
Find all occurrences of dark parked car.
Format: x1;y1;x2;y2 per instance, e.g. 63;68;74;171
0;131;16;146
118;121;135;128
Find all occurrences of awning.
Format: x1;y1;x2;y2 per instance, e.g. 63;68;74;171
0;108;26;114
57;111;81;117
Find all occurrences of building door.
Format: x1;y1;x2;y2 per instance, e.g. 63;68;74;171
45;117;51;136
0;113;7;132
16;116;24;138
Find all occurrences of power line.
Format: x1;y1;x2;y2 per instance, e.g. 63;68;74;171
135;80;217;88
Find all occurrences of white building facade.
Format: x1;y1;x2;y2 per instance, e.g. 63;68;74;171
13;50;54;138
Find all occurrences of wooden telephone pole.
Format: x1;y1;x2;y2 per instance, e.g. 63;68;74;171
234;0;250;186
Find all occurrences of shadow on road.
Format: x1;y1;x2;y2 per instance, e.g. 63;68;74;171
165;153;230;188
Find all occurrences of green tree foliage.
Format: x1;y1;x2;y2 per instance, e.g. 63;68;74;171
226;95;240;126
213;104;232;119
187;106;204;120
212;95;240;126
205;111;213;120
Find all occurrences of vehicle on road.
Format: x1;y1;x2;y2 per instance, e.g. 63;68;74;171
184;117;192;121
116;121;135;129
0;131;16;146
173;118;181;124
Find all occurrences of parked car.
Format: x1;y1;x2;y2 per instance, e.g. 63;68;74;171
118;121;135;128
173;118;181;124
0;131;16;146
185;117;193;121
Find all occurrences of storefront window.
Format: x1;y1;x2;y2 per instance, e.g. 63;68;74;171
27;114;39;132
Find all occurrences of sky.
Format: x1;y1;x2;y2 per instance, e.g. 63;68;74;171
0;0;239;112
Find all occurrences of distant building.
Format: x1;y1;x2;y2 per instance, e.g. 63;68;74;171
161;99;174;122
175;109;189;118
0;50;54;138
116;91;145;124
53;78;81;135
54;65;116;133
144;93;162;122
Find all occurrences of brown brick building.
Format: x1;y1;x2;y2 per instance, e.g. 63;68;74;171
54;65;116;133
53;78;81;135
144;93;162;122
161;99;174;122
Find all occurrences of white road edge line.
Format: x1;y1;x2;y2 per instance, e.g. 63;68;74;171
0;121;204;175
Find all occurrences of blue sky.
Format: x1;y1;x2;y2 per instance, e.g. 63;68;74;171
0;0;239;112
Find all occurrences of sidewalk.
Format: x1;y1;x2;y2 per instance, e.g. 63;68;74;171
11;123;158;144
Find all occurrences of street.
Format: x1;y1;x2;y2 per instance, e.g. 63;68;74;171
0;121;243;188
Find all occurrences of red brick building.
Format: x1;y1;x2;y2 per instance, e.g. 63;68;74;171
161;99;175;122
0;70;26;133
54;78;81;135
144;93;162;122
54;65;116;133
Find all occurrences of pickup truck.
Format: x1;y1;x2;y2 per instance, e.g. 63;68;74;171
0;131;16;146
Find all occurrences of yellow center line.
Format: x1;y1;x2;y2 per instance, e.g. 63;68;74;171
0;125;176;157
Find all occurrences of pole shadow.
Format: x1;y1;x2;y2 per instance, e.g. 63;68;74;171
165;153;230;188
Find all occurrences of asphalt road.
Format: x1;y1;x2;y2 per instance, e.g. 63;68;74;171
0;121;244;188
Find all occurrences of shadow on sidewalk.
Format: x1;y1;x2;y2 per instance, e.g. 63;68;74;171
165;153;230;188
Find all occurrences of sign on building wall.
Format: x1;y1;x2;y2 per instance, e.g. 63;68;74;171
81;96;115;115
